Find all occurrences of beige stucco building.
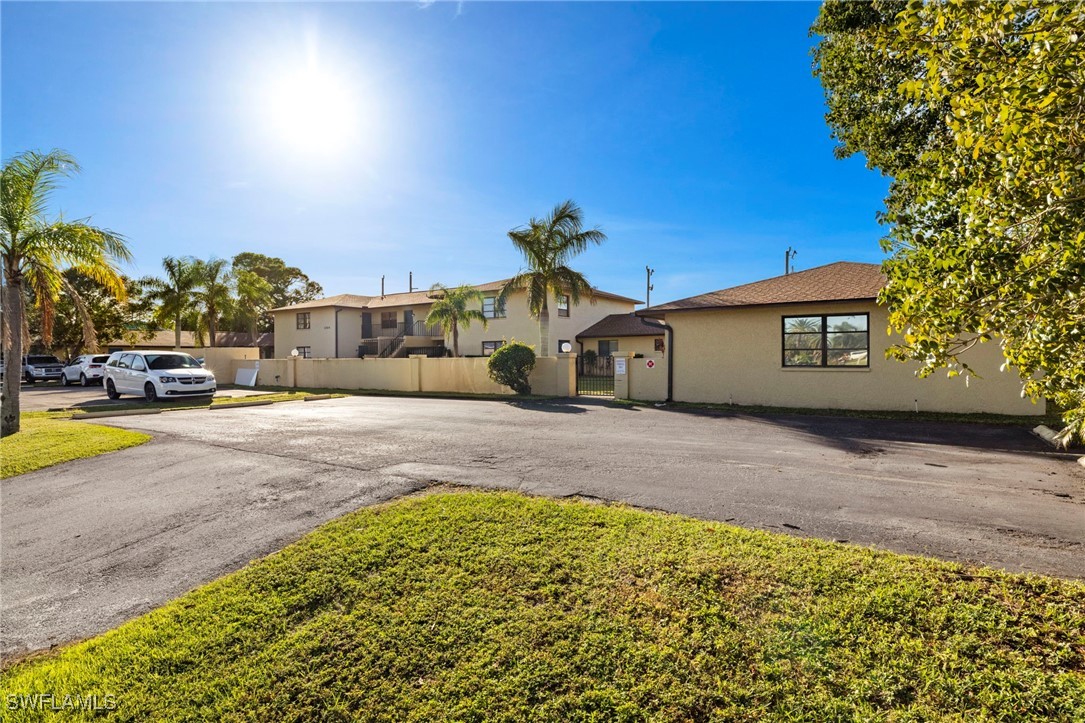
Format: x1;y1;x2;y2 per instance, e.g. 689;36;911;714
576;314;668;358
271;280;641;359
640;262;1044;415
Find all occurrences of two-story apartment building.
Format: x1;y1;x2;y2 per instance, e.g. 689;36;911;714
271;280;643;359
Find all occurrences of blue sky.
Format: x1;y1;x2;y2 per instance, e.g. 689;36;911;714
2;1;890;305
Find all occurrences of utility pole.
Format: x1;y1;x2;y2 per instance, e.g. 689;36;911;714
409;271;416;293
381;275;385;298
645;266;655;308
785;247;797;275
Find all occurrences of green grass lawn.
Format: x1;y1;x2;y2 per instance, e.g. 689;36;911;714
2;491;1082;721
0;415;151;479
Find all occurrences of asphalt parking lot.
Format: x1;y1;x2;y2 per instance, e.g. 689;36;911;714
14;381;266;411
2;391;1082;659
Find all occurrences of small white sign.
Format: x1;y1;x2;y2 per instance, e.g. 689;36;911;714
234;367;258;387
615;358;627;375
646;359;656;369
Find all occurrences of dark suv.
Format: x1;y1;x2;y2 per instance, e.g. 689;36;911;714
23;355;65;384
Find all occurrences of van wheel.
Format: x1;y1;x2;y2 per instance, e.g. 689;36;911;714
106;379;120;400
144;382;158;403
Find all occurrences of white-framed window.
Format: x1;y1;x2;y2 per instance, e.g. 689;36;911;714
296;312;311;330
558;294;570;317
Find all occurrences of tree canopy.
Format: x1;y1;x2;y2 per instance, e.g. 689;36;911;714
812;0;1085;443
500;200;606;357
1;149;131;435
425;283;488;357
232;252;323;331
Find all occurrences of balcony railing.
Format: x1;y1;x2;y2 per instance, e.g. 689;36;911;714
373;320;443;338
359;320;446;358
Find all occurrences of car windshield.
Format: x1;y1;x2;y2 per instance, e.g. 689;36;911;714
27;356;61;364
146;354;202;370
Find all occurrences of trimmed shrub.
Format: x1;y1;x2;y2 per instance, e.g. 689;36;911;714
487;341;536;395
581;349;598;365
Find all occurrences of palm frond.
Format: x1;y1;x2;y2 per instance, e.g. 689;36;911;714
59;274;99;352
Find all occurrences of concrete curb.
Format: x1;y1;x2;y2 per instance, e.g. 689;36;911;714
1031;425;1060;448
208;400;274;410
73;409;163;420
303;394;335;401
1079;456;1085;469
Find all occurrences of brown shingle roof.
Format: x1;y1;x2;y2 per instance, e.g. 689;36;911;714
107;331;273;348
271;294;372;312
642;262;885;314
576;314;667;339
272;279;642;312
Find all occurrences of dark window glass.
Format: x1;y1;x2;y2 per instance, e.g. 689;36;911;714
482;341;503;356
782;314;869;368
558;294;570;317
146;354;201;370
296;312;311;329
381;312;397;329
482;297;506;319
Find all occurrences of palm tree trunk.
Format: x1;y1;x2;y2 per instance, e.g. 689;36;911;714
539;299;550;357
1;271;25;437
175;312;182;350
249;316;258;348
208;307;217;348
452;323;460;357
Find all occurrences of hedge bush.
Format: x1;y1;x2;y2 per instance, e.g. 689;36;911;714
487;341;536;395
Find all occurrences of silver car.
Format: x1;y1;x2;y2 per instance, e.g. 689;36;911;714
62;354;112;386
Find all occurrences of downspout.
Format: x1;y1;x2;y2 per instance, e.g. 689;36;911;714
660;321;674;403
334;307;343;359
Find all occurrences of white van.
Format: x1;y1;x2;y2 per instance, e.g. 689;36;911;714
104;350;216;402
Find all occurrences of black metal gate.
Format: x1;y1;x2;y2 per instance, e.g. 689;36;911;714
577;355;614;396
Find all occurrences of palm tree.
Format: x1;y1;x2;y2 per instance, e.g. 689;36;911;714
235;269;273;347
142;256;199;350
500;200;606;356
1;149;130;436
193;257;233;347
424;283;488;357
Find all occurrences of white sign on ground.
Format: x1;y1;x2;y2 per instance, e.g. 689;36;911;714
234;367;258;387
615;358;627;375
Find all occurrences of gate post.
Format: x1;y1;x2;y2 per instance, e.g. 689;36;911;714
613;352;634;399
557;352;577;397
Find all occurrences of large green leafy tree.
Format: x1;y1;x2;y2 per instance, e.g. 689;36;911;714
812;1;1085;443
424;283;488;357
500;200;607;357
29;271;153;359
0;149;131;436
232;252;323;332
194;257;233;347
142;256;199;350
234;269;273;346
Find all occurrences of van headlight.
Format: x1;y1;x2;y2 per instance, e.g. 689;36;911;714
159;376;177;383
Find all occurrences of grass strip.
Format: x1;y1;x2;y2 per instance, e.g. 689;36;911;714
0;415;150;479
3;490;1082;720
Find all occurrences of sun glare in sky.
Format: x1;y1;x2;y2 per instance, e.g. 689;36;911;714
264;63;361;155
